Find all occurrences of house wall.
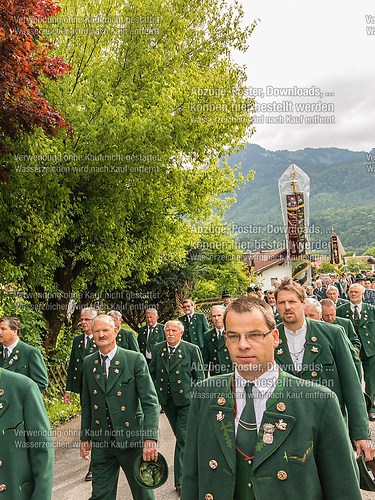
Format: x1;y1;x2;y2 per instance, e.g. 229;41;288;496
257;263;292;290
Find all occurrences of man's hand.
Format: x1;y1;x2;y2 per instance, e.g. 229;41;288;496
142;439;158;461
355;439;375;461
64;391;71;404
80;440;91;460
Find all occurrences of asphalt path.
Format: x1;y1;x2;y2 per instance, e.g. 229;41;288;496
52;414;375;499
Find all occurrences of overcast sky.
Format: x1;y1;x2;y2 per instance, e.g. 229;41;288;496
236;0;375;151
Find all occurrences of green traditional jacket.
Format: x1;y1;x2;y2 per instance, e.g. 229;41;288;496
81;347;159;446
66;333;98;394
138;323;165;357
0;340;48;392
149;340;205;406
116;328;139;352
181;370;361;500
336;302;375;357
179;312;210;348
275;319;370;441
0;369;54;500
202;329;233;376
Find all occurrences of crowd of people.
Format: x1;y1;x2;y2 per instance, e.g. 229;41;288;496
0;270;375;499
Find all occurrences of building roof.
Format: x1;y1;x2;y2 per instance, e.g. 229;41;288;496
243;249;288;273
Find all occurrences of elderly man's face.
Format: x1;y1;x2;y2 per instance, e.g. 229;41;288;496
183;301;194;315
81;313;94;333
164;321;183;346
211;306;224;330
326;287;339;302
92;316;117;353
145;312;158;326
348;286;364;305
304;305;321;320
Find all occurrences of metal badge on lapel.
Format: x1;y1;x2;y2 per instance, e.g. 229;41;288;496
277;349;283;355
217;397;226;406
0;389;4;396
216;411;225;422
263;423;275;444
311;346;319;353
115;369;119;374
311;337;317;342
115;361;120;366
275;419;287;431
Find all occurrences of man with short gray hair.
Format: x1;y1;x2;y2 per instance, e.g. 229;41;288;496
304;298;322;320
138;308;164;364
150;320;204;494
64;306;98;481
337;284;375;420
107;310;139;352
202;305;233;376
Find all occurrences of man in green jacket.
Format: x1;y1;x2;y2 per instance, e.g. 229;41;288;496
64;306;98;481
0;316;48;392
107;310;139;352
138;308;164;364
0;368;54;499
150;320;204;494
181;297;364;500
202;305;233;376
179;299;210;349
274;278;371;457
337;283;375;420
80;315;159;500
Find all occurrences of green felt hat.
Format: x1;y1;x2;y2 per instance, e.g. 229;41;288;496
133;452;168;489
357;452;375;492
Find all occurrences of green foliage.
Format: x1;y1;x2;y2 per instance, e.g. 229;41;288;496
0;0;256;351
365;248;375;257
345;257;371;273
0;291;46;349
315;261;336;274
44;391;80;428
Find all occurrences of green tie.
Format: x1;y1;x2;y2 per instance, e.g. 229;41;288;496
237;383;257;459
353;306;360;333
146;327;153;352
84;337;91;357
3;347;9;361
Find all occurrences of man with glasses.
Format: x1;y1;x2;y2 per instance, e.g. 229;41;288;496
64;306;98;481
182;297;363;499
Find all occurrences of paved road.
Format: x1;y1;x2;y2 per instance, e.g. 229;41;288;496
53;415;375;499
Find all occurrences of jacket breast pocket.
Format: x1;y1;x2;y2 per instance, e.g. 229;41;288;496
285;442;313;466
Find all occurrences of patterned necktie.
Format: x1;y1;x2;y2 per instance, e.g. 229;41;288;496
353;306;360;333
237;382;257;459
84;336;91;357
3;347;9;361
169;346;175;358
147;327;153;351
101;355;108;377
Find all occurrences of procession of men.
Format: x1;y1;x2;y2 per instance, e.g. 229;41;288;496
1;270;375;499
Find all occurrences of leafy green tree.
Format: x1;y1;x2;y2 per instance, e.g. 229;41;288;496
345;257;371;273
0;0;256;351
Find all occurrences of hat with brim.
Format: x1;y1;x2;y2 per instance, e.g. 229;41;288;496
222;290;231;298
355;273;365;282
357;452;375;491
133;452;168;489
